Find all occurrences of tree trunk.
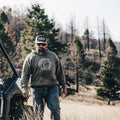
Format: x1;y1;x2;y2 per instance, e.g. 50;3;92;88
108;98;111;105
98;38;101;58
76;66;79;92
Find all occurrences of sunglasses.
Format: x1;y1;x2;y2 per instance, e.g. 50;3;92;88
37;43;47;46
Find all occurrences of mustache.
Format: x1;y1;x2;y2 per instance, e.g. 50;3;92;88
40;47;44;49
39;47;45;51
38;48;45;53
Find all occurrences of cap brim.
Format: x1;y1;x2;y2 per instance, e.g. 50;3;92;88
36;41;47;44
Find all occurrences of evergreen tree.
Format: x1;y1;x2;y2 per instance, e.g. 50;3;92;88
85;65;93;85
84;29;89;51
106;38;118;74
97;61;120;105
74;36;86;65
97;39;120;105
0;11;8;23
0;12;14;53
74;36;86;92
108;38;117;56
20;4;66;57
0;11;15;77
107;38;120;82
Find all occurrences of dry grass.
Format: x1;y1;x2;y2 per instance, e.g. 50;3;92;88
60;99;120;120
27;85;120;120
42;99;120;120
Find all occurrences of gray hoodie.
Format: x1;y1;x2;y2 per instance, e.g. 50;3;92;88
21;49;66;89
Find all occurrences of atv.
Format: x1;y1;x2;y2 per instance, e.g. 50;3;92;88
0;42;32;120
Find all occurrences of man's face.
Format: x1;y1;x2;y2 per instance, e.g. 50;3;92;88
36;43;47;51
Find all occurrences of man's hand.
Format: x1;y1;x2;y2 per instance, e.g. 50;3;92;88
22;89;29;98
62;88;67;98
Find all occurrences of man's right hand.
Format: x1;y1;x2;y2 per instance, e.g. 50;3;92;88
22;89;29;98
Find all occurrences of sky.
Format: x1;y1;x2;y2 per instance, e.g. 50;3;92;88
0;0;120;42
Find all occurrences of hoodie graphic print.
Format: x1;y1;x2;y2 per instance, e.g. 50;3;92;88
38;58;52;71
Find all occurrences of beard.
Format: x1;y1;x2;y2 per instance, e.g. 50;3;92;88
37;48;46;55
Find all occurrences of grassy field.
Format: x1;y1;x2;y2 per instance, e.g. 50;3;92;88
28;86;120;120
43;99;120;120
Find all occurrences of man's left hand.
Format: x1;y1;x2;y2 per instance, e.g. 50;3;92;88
62;88;67;98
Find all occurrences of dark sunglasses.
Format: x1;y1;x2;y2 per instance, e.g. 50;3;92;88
37;43;47;46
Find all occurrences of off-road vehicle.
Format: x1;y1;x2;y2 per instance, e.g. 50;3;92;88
0;42;31;120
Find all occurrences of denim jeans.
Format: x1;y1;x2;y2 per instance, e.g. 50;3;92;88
31;85;60;120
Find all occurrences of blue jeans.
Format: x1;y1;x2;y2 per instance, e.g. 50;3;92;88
31;85;60;120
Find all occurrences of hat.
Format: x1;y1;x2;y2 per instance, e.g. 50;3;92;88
35;35;47;44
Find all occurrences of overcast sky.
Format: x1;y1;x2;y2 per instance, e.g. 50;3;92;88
0;0;120;42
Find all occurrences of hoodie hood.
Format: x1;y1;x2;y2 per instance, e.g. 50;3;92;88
32;48;49;55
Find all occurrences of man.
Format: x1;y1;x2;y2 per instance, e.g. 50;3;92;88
21;34;67;120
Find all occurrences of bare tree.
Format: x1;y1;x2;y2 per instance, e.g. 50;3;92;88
68;15;76;43
83;17;90;51
102;19;106;51
97;17;101;58
65;24;68;43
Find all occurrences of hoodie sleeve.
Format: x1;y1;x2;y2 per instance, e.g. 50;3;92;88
56;57;66;89
21;56;31;89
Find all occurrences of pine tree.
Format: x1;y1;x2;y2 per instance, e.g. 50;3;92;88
74;36;86;92
97;61;120;105
19;4;66;57
84;29;89;51
108;38;117;56
0;11;15;77
97;39;120;105
74;36;86;65
106;38;118;74
0;12;15;53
